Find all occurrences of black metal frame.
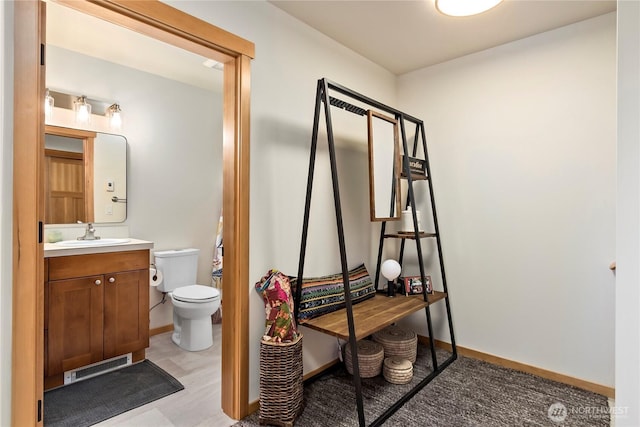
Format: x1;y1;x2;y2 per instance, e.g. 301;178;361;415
295;78;457;427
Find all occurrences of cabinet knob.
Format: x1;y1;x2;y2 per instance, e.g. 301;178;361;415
95;279;101;286
108;277;116;283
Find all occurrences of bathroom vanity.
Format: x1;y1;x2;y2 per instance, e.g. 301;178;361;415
44;239;153;390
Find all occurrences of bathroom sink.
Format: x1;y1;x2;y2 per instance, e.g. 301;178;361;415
55;238;131;247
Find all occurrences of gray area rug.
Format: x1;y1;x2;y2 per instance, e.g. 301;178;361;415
44;359;184;427
235;345;609;426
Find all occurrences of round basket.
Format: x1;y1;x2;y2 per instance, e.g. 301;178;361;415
383;357;413;384
372;325;417;363
343;340;384;378
259;334;304;427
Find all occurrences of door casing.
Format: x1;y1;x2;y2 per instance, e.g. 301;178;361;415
12;1;253;425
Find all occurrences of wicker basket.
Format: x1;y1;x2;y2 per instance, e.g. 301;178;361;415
383;357;413;384
343;340;384;378
259;334;304;427
372;325;418;363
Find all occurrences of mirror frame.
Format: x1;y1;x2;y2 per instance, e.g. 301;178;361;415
44;125;129;225
367;110;401;222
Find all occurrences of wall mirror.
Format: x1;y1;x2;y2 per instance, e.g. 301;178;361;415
45;125;127;224
367;110;401;221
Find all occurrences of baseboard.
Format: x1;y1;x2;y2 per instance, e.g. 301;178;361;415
417;335;615;398
303;358;341;382
248;399;260;415
149;324;173;336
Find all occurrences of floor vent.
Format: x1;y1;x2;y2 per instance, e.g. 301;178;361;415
64;353;132;385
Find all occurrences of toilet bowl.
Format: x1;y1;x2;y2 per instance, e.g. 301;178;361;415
170;285;220;351
154;249;221;351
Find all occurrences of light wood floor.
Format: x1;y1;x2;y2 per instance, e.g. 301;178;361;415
95;324;236;427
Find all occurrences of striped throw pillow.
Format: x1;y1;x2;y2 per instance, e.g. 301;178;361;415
292;264;376;322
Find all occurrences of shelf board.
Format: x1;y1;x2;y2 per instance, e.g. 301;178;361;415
299;292;447;341
384;232;437;239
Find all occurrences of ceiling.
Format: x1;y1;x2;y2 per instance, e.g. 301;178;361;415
269;0;616;75
46;1;222;92
46;0;617;87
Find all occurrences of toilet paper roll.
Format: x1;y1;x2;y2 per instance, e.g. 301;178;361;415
401;208;422;233
149;267;163;287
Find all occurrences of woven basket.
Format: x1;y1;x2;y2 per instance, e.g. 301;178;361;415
372;325;418;363
259;334;304;427
343;340;384;378
383;357;413;384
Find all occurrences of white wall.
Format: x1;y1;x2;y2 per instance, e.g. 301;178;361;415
0;1;12;425
46;45;223;329
92;134;127;223
397;13;616;388
165;0;397;402
616;1;640;424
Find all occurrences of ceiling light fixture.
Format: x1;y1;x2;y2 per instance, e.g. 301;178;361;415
44;89;54;119
435;0;503;17
202;58;224;70
106;103;123;130
73;95;92;125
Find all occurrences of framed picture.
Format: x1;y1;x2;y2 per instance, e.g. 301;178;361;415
400;275;432;295
402;155;427;176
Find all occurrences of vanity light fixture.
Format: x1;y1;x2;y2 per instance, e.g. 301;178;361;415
44;89;54;119
435;0;503;17
106;103;123;130
73;95;92;125
48;90;124;127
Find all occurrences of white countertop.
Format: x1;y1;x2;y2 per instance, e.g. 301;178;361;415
44;238;154;258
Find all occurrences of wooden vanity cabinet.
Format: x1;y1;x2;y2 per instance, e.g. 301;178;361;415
44;250;149;388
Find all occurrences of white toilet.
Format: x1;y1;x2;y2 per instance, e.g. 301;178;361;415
154;248;220;351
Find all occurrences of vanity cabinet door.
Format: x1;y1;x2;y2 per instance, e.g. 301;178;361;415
47;275;105;376
103;269;149;358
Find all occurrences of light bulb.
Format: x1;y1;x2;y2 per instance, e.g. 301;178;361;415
110;111;122;129
74;96;92;124
107;104;122;130
44;89;54;119
381;259;401;281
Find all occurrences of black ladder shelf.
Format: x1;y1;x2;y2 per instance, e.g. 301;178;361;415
295;78;457;427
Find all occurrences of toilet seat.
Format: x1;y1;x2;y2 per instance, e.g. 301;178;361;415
172;285;220;303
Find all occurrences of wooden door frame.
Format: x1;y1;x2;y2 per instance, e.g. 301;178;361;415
12;1;253;425
44;125;97;223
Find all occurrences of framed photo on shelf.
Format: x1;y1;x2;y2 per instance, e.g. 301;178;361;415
400;275;432;295
402;155;427;176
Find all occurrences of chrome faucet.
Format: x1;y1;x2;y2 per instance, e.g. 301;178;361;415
77;222;100;240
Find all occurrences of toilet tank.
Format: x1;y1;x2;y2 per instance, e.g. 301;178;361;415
154;248;200;292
